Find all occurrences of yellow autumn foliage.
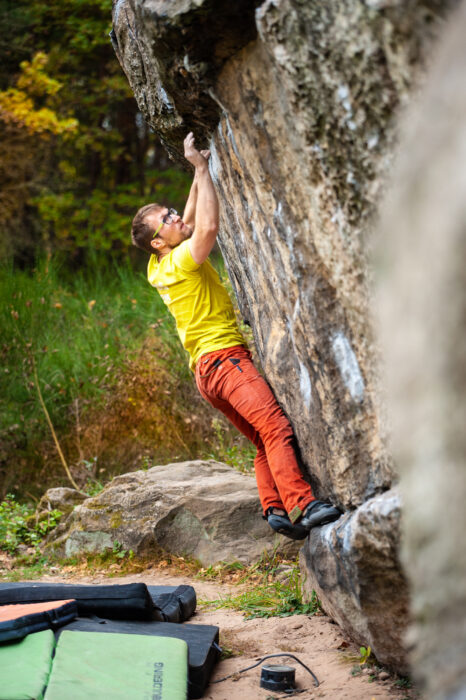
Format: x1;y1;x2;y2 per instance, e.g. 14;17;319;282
0;52;78;136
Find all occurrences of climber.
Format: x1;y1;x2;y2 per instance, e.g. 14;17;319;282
130;132;341;540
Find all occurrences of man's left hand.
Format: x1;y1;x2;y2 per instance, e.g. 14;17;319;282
184;132;209;169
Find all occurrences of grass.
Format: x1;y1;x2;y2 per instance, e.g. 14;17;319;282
1;255;182;441
198;549;321;620
1;255;183;491
0;254;255;497
1;555;54;582
0;493;62;554
0;548;148;582
208;418;256;474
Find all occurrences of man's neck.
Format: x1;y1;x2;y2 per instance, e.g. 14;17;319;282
156;245;173;261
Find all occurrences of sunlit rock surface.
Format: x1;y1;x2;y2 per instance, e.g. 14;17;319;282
111;0;459;674
46;460;300;565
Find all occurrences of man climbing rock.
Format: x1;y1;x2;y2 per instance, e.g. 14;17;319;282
131;132;341;540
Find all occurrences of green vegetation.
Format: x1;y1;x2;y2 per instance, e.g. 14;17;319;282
1;256;176;492
359;645;373;665
0;493;61;554
2;256;178;439
112;540;134;560
199;550;321;619
0;254;255;497
204;577;320;620
208;418;256;474
0;0;192;262
1;556;52;583
0;0;255;506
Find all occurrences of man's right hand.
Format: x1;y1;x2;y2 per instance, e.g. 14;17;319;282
184;132;209;169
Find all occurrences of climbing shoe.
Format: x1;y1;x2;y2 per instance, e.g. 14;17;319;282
300;500;342;531
265;507;308;540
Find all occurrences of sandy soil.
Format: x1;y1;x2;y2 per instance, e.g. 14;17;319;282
22;568;419;700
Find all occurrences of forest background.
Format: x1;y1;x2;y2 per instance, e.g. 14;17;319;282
0;0;254;503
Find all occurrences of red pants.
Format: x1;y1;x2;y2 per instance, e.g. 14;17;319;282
195;345;314;519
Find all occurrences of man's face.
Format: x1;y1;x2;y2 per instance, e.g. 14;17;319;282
146;208;192;251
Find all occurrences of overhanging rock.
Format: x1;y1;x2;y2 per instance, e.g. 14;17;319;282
111;0;457;672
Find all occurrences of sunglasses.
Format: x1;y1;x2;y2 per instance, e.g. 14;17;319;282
153;208;178;238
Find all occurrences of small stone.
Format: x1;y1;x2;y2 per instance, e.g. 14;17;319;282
378;671;390;681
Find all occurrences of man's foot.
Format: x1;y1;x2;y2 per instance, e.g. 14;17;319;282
300;500;341;531
265;507;308;541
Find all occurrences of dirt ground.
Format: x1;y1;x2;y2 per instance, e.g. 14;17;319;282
24;568;419;700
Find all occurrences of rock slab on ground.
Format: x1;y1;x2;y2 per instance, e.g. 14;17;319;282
47;460;299;565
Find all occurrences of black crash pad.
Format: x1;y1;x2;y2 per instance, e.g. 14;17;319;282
0;582;196;622
147;584;196;622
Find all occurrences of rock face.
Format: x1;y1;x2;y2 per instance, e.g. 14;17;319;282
47;460;299;565
376;4;466;697
111;0;456;510
300;489;409;672
111;0;460;676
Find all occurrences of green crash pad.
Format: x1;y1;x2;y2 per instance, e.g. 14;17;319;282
0;629;54;700
44;630;188;700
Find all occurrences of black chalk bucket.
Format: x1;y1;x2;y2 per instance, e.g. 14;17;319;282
260;663;296;691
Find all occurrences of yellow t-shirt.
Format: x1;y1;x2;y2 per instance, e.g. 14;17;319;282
147;240;245;370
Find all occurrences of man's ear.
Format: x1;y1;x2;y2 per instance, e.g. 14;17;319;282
150;237;162;251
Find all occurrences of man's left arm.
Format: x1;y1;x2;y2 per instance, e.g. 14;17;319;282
183;133;218;265
182;148;211;231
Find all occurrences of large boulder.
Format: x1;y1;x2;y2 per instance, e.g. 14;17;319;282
110;0;460;674
47;460;299;565
111;0;456;507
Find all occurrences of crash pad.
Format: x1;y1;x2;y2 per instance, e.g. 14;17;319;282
0;629;54;700
0;600;77;642
0;582;196;622
59;618;219;699
44;630;188;699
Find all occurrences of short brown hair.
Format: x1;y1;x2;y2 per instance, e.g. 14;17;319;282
131;203;164;254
